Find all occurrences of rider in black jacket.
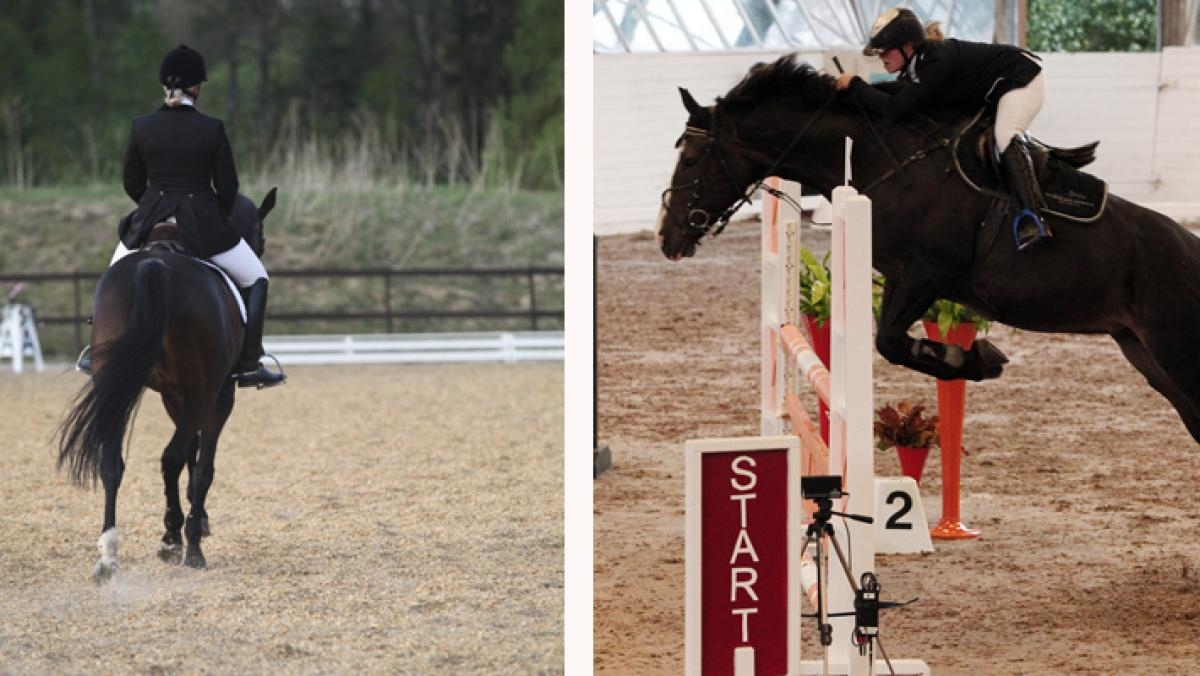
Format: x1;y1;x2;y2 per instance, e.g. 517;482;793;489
91;45;283;388
836;8;1051;250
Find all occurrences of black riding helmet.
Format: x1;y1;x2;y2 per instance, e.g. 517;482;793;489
863;8;925;55
159;45;207;89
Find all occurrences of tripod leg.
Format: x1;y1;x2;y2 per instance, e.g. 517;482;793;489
813;533;830;676
827;532;901;676
800;531;818;613
826;531;861;594
876;636;895;675
800;532;818;566
800;530;832;675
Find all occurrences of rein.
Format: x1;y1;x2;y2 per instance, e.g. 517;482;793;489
667;89;975;235
858;135;954;195
858;109;988;195
853;103;958;195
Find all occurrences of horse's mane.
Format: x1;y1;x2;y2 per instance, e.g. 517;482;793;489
720;54;845;113
718;53;969;129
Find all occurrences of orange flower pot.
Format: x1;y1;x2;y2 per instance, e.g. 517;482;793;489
895;445;931;485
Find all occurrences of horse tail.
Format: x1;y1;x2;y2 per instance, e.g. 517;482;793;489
58;258;169;486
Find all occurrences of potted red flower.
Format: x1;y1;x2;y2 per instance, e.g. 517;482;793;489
874;401;940;484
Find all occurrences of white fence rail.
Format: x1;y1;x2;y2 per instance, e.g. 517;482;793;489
263;331;564;365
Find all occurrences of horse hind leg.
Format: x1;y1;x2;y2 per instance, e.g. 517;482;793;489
93;449;125;584
159;429;199;565
184;382;235;570
1113;328;1200;444
93;526;119;585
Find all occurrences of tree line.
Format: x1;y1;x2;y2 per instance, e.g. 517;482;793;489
1027;0;1159;52
0;0;563;190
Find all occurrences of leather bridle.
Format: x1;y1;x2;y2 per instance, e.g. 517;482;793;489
659;124;749;238
661;96;838;240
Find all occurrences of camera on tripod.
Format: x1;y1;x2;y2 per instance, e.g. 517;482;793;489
801;474;844;501
797;473;917;663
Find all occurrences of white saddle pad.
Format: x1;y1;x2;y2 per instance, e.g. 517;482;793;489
195;259;246;323
157;218;246;323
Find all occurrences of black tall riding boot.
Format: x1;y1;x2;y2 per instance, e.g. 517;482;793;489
235;279;285;389
1001;137;1053;251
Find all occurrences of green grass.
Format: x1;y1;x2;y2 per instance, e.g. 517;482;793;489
0;184;563;357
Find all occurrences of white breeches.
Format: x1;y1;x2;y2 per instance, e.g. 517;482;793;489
994;71;1045;152
210;239;268;288
108;238;267;289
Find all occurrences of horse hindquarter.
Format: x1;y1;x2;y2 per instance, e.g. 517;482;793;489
58;257;170;582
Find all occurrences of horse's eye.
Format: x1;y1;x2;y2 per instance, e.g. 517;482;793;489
683;156;697;168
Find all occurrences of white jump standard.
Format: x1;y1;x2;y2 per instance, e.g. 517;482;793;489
686;170;928;675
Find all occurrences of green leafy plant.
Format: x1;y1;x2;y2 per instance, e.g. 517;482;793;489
798;249;885;327
798;247;831;325
923;299;990;338
874;401;940;451
872;275;986;335
872;274;884;320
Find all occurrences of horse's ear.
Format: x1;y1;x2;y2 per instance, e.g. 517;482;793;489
679;87;701;115
258;187;277;222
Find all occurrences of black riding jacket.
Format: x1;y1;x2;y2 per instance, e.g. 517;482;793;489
120;104;241;257
848;38;1042;118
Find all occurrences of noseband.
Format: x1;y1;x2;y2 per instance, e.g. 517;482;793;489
662;96;838;239
660;124;749;237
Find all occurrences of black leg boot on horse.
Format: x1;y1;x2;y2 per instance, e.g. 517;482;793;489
234;279;285;389
1002;136;1053;251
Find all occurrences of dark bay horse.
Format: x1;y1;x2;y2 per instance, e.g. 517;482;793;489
58;188;277;582
658;55;1200;443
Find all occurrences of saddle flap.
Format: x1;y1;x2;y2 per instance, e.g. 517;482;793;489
954;113;1108;224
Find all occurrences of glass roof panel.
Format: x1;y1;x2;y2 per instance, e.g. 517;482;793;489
594;0;997;52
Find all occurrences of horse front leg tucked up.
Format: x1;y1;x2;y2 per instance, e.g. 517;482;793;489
875;269;1008;381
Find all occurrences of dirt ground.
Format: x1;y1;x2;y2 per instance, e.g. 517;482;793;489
596;223;1200;674
0;362;562;674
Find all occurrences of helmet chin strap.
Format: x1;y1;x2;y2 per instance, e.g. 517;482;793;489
900;43;919;76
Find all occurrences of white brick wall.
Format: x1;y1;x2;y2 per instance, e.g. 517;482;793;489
594;50;820;235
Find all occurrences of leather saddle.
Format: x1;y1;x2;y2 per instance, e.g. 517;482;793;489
144;221;190;254
953;110;1108;223
142;221;246;322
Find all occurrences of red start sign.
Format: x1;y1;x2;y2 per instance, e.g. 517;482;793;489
686;437;801;676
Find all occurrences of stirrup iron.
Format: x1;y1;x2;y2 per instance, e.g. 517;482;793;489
1012;208;1049;251
75;345;92;375
234;353;286;389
